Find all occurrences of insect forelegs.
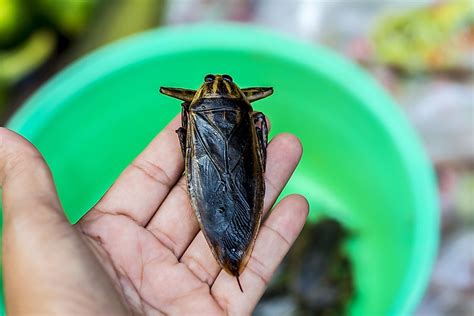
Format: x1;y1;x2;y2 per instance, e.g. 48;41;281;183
253;112;268;171
176;102;189;160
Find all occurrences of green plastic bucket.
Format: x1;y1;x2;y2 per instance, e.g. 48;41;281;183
2;24;438;315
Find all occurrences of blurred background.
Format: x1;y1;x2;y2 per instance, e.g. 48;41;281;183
0;0;472;315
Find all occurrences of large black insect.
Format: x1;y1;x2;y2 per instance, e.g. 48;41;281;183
160;74;273;291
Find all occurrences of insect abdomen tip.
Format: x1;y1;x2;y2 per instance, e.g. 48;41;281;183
236;275;243;293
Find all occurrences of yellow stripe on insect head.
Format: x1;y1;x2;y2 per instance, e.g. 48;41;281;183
223;80;232;95
212;77;218;94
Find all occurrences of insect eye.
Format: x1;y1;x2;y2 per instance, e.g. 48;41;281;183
205;74;215;83
222;74;233;82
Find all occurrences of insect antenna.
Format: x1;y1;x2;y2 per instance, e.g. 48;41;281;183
236;275;243;293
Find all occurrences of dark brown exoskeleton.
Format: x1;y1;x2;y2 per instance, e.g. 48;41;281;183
160;74;273;292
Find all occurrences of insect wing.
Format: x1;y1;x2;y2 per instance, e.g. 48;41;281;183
186;108;264;274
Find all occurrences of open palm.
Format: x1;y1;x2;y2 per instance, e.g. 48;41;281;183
0;116;308;315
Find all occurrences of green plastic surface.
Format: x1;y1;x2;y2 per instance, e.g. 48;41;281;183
3;23;438;315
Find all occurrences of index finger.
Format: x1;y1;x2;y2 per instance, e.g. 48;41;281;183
81;114;183;226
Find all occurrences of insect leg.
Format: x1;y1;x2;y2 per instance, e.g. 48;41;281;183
176;102;189;160
253;112;268;171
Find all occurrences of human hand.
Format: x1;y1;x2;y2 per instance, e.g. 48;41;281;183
0;115;308;315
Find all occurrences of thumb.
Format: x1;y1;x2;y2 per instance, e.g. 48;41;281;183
0;128;73;312
0;128;128;315
0;128;64;226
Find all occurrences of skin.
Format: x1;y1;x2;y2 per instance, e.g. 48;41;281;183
0;114;308;315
